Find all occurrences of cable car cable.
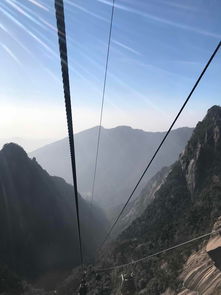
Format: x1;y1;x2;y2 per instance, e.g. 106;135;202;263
91;0;116;208
54;0;84;268
96;229;220;272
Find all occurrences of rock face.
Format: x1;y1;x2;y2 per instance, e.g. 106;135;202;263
88;106;221;295
206;217;221;270
180;105;221;197
30;126;193;209
177;218;221;295
0;143;106;281
178;250;221;295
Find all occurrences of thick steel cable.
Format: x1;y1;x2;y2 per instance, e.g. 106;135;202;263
54;0;83;267
99;40;221;249
91;0;116;208
96;229;220;272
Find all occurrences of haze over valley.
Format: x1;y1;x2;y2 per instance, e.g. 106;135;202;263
30;125;193;210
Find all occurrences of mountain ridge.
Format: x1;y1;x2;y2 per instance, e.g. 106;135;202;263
30;125;194;209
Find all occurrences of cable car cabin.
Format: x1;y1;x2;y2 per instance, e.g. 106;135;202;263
78;279;88;295
120;273;136;295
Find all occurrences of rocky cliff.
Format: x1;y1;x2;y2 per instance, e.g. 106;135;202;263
163;217;221;295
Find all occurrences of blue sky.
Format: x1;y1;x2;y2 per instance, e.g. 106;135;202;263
0;0;221;144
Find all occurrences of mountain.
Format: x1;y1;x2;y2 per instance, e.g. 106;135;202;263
30;126;193;209
0;143;107;283
62;105;221;294
113;105;221;294
0;138;54;153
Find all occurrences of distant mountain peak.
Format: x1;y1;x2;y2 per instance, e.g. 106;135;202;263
206;105;221;119
2;142;26;153
0;143;106;281
31;125;193;209
1;143;28;161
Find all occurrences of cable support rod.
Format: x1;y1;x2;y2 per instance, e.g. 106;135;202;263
91;0;116;208
99;40;221;249
96;229;220;272
54;0;84;268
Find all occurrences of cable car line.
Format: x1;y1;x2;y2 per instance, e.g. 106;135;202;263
96;229;220;272
91;0;116;208
54;0;84;268
99;40;221;250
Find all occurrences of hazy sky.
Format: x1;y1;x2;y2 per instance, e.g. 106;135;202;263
0;0;221;144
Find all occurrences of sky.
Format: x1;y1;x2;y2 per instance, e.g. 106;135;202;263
0;0;221;150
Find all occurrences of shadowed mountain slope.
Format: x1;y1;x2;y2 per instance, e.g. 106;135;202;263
0;143;106;281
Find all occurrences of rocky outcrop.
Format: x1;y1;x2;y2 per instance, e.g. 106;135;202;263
176;218;221;295
179;105;221;196
161;218;221;295
179;250;221;294
206;217;221;270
